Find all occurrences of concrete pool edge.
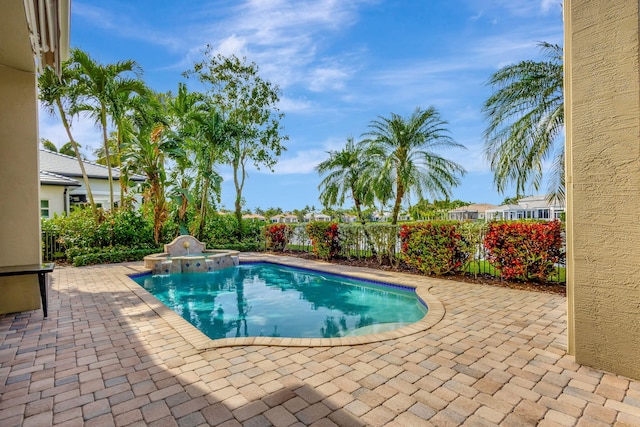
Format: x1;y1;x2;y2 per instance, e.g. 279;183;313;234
122;253;446;349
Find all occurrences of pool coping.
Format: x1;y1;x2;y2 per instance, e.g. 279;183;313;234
122;253;446;349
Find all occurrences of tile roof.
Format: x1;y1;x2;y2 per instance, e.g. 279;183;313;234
39;149;146;181
39;170;81;187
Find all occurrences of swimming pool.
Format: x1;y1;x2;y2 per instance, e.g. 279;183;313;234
131;262;428;340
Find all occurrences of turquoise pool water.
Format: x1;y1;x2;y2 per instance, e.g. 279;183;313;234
131;262;427;340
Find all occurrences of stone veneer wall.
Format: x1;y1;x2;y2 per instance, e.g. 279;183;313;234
565;0;640;379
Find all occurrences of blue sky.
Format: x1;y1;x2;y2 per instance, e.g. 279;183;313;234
39;0;564;212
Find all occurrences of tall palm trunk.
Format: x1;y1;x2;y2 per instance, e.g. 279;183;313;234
233;149;245;240
100;106;115;211
391;178;405;225
55;99;98;217
116;128;126;209
353;194;377;256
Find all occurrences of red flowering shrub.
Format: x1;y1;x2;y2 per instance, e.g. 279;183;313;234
400;222;470;275
484;220;565;281
307;222;341;260
264;223;292;251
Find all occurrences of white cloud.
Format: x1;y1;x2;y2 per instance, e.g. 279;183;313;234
265;149;326;175
541;0;561;14
277;96;313;113
308;67;350;92
217;35;249;58
38;108;103;158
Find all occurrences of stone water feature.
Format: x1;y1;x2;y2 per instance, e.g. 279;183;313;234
143;235;240;275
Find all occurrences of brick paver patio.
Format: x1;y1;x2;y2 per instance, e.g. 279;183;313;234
1;254;639;426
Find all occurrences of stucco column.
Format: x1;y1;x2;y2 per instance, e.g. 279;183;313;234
565;0;640;379
0;66;42;313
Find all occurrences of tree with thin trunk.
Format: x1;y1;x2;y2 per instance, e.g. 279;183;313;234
188;51;287;239
362;107;466;225
71;48;144;211
165;83;204;233
38;64;98;217
483;42;564;201
189;101;226;240
316;137;378;253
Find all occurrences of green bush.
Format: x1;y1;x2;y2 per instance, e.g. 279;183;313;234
400;221;470;275
264;223;292;251
365;224;401;266
484;220;565;281
42;208;155;250
306;222;340;260
210;242;263;252
72;247;162;267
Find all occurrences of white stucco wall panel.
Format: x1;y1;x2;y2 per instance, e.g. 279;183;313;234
40;185;67;217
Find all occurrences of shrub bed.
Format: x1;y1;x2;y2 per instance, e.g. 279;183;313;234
265;223;292;251
306;222;340;260
484;220;564;281
72;247;162;267
400;221;470;275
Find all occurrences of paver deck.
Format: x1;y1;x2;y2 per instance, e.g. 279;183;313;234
1;254;639;426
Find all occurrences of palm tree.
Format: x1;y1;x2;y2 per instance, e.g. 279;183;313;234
189;103;227;239
362;107;466;225
317;137;379;254
316;137;375;226
71;48;144;211
122;94;178;244
483;42;564;200
38;64;98;217
165;84;204;232
107;83;148;208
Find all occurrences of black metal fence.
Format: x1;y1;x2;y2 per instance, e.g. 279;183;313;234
281;223;566;284
42;230;65;262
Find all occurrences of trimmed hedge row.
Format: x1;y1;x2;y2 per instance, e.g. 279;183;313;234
72;247;163;267
266;220;565;282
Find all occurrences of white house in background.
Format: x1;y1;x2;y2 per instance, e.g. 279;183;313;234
39;170;81;218
485;195;565;221
341;214;358;223
372;211;411;222
39;149;146;217
448;203;498;221
304;212;331;222
270;214;299;224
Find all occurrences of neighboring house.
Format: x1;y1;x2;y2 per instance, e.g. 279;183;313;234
371;212;391;222
372;211;410;222
485;195;565;221
341;214;358;223
39;170;80;218
39;149;146;217
242;214;266;221
303;212;331;222
448;203;498;221
270;214;299;224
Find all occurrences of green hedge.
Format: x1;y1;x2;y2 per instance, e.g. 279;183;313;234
72;247;162;267
399;221;471;275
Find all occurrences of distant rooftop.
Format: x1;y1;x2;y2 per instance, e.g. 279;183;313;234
40;149;145;181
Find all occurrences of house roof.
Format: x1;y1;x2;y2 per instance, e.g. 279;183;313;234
242;214;266;220
39;170;81;187
40;149;146;182
486;204;522;212
449;203;498;213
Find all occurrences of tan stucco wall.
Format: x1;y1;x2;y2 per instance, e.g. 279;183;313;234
0;66;42;313
565;0;640;379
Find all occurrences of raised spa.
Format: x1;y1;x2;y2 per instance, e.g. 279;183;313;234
132;262;428;339
143;235;239;275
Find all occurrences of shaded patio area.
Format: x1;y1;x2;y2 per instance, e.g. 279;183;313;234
1;254;639;426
